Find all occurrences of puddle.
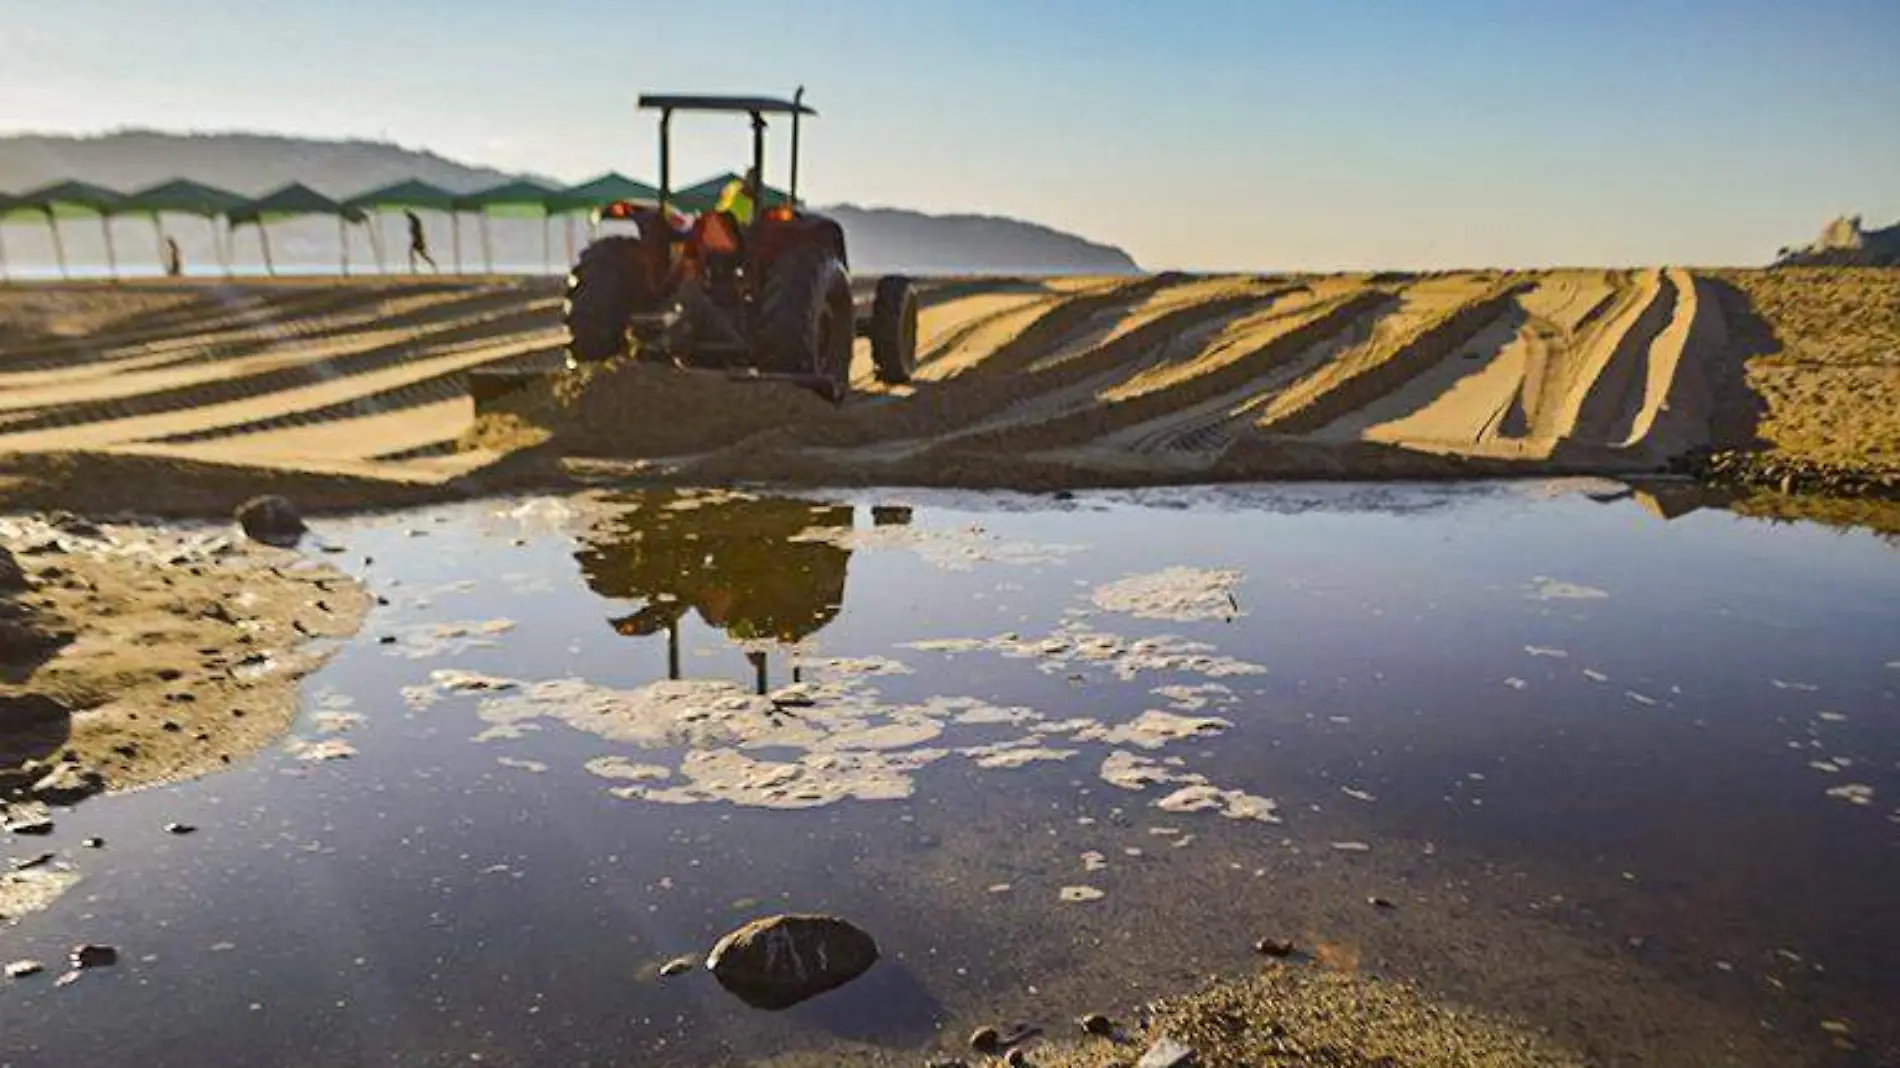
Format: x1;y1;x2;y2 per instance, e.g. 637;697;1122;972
4;483;1900;1067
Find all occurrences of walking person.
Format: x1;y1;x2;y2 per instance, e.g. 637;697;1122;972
406;211;438;273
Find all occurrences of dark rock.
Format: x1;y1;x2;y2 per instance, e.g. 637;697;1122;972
378;635;397;645
970;1027;1001;1054
1080;1012;1114;1036
0;547;28;594
4;959;43;979
165;822;196;835
1137;1037;1199;1068
9;852;55;871
235;496;306;546
0;693;72;732
69;944;118;969
81;837;104;849
658;956;694;978
1254;937;1296;958
707;913;879;1010
29;763;103;806
156;668;183;682
1004;1049;1029;1068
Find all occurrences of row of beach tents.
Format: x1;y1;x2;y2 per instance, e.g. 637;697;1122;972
0;171;792;279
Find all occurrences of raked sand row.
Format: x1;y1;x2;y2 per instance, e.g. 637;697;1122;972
0;269;1740;490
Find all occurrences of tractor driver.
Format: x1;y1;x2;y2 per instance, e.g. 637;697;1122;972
715;167;760;228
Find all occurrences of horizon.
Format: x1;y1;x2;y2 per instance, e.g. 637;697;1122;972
5;0;1899;271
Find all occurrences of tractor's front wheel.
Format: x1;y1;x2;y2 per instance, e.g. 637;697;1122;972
563;237;649;364
870;275;919;385
759;245;854;402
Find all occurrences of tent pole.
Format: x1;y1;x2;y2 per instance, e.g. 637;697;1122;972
452;213;463;275
339;216;350;277
260;224;276;277
367;214;385;273
100;214;118;281
211;218;231;279
48;213;69;280
481;214;493;274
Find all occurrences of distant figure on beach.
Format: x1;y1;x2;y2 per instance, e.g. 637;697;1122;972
163;237;183;277
406;211;438;273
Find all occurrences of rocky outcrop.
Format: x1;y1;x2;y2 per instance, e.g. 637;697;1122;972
705;913;879;1009
1774;215;1900;266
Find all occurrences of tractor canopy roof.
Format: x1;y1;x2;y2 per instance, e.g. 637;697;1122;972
637;94;816;116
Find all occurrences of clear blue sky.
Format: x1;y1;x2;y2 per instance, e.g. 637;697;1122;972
5;0;1897;269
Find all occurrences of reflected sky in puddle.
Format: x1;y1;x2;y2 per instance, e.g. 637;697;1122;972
3;481;1898;1067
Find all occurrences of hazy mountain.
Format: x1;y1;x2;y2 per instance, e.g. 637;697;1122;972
1774;214;1900;267
0;131;1139;275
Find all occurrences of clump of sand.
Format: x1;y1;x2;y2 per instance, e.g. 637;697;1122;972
1025;964;1587;1068
0;514;367;794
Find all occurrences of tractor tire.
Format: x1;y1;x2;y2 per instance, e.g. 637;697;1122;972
563;236;649;364
869;275;919;384
758;244;854;402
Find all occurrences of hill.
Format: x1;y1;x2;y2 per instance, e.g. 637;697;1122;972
1774;214;1900;267
0;130;1138;275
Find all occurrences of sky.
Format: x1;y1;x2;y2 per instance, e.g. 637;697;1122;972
3;0;1898;270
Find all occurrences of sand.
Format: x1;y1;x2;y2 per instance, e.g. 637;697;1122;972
0;514;367;803
0;269;1893;513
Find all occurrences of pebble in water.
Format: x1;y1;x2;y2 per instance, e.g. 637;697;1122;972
69;944;118;970
5;960;44;979
1254;938;1296;958
658;956;694;978
1080;1012;1115;1036
165;822;196;835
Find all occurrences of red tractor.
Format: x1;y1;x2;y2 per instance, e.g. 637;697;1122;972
562;89;918;401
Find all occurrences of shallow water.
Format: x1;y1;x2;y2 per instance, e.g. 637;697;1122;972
3;481;1897;1067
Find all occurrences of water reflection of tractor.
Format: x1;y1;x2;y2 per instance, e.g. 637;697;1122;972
573;492;879;691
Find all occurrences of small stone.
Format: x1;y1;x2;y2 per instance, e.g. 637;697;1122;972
6;960;45;979
1137;1037;1199;1068
378;635;397;645
1080;1012;1114;1036
235;495;305;546
658;956;694;978
165;822;196;835
1004;1049;1029;1068
81;837;105;849
70;944;118;969
10;852;55;871
155;668;183;682
1367;896;1397;910
2;809;54;836
1254;938;1296;958
970;1027;1001;1054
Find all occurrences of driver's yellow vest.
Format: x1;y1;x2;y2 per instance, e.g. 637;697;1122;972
716;179;755;226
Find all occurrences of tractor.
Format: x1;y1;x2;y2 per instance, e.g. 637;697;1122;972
561;89;918;401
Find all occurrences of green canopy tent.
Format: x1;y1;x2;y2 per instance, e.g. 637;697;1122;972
546;173;659;261
670;172;793;216
228;183;363;276
453;180;559;273
14;180;127;279
342;179;459;274
121;179;247;277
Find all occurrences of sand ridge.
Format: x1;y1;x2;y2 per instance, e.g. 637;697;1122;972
0;269;1893;502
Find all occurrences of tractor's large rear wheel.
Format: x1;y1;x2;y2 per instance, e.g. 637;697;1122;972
563;237;649;365
870;275;919;385
758;245;854;402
